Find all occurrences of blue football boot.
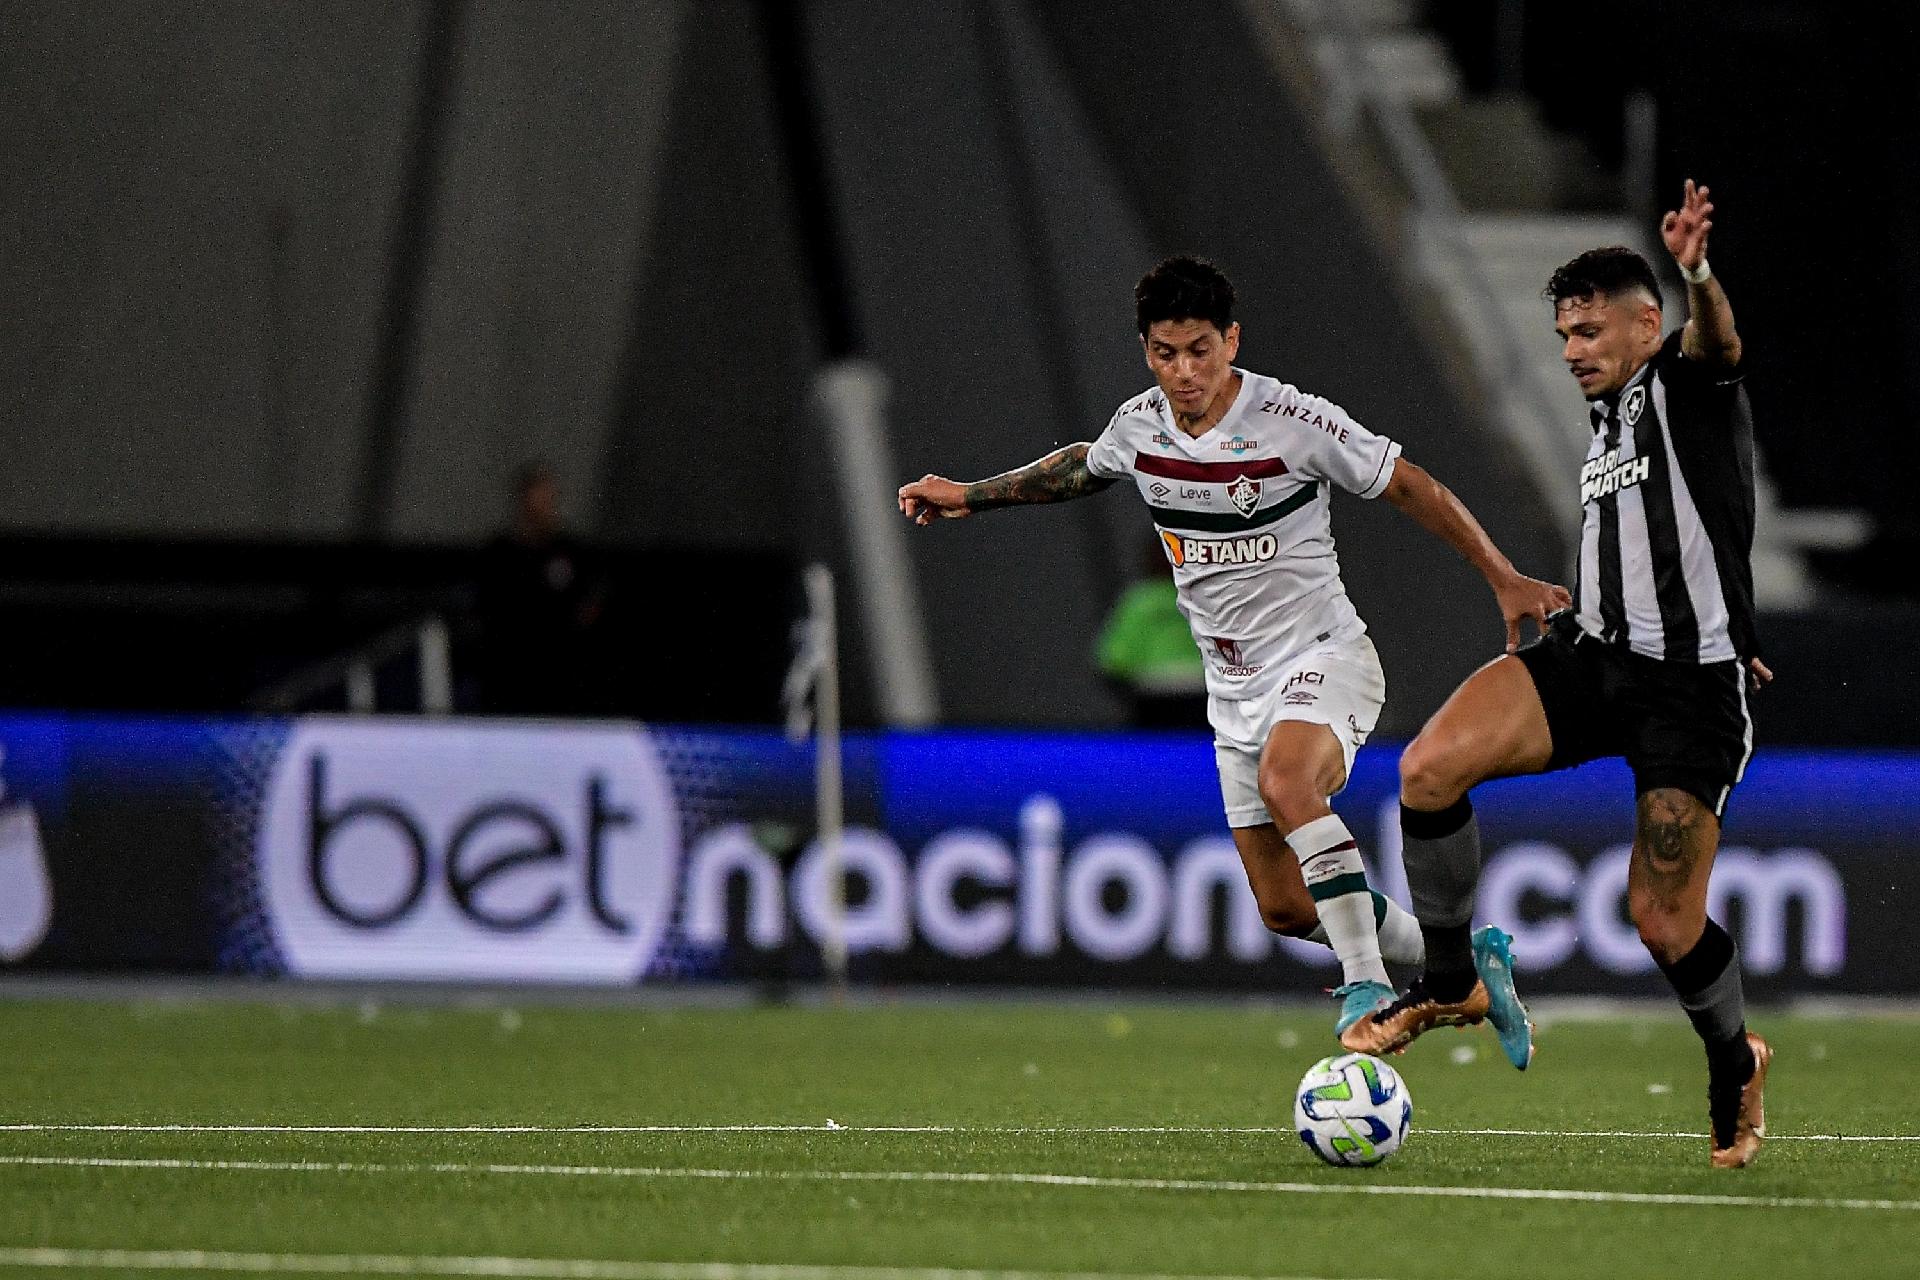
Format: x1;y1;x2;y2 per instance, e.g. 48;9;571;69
1472;924;1534;1070
1331;980;1397;1038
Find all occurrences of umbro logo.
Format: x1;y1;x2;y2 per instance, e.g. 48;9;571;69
1149;482;1172;499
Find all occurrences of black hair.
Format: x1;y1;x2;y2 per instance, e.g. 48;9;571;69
1544;246;1663;310
1136;255;1236;337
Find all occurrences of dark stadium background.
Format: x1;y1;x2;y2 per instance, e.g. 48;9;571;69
3;0;1914;739
0;0;1914;995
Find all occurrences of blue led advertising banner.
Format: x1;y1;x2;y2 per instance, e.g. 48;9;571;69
0;712;1912;996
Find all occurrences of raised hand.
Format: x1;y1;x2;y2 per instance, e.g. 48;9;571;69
898;474;971;524
1661;178;1714;273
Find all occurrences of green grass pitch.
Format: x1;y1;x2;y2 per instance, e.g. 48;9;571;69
1;994;1915;1279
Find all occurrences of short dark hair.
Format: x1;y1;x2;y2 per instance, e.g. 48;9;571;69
1544;246;1663;310
1136;255;1235;337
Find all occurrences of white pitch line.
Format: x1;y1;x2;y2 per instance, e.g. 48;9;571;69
1;1156;1914;1214
0;1250;1385;1280
1;1123;1916;1142
1434;1128;1920;1143
0;1126;972;1136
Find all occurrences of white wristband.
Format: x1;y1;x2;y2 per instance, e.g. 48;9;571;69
1679;257;1712;285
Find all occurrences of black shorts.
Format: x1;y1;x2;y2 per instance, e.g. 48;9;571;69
1515;618;1754;818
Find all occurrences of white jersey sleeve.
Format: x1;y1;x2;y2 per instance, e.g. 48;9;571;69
1086;414;1132;481
1282;391;1402;499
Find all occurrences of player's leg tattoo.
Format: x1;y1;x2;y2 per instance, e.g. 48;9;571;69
1635;789;1757;1152
1630;785;1754;1121
1634;787;1707;927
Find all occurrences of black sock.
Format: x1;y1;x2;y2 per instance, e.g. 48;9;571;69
1706;1032;1755;1082
1421;923;1476;1002
1658;920;1754;1080
1402;797;1479;1002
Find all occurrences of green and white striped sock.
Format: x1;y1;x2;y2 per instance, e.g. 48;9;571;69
1287;813;1388;987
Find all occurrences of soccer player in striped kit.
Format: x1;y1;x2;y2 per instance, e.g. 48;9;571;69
1345;181;1777;1169
897;256;1567;1042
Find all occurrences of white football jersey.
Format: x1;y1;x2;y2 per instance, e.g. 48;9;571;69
1086;369;1402;702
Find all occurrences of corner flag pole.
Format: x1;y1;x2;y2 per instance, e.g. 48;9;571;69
792;564;847;997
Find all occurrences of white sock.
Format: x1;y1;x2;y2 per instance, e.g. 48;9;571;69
1373;893;1425;966
1300;896;1422;965
1287;813;1389;987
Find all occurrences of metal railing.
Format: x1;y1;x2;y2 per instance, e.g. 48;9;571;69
251;615;452;715
1257;1;1872;605
1296;0;1580;546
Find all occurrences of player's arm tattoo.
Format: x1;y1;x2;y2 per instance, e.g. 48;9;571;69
962;443;1115;510
1681;275;1742;367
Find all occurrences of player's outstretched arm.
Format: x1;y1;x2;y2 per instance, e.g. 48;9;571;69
1381;457;1571;653
897;442;1115;525
1662;177;1742;367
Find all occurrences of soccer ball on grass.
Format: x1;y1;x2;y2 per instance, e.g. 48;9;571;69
1293;1051;1412;1167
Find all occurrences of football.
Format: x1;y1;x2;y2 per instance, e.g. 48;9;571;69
1293;1052;1413;1167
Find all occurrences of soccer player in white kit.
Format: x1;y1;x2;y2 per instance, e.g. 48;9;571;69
899;257;1568;1039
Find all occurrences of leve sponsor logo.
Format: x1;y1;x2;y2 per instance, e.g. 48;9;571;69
256;719;682;983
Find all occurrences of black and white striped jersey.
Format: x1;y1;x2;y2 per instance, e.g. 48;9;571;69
1573;329;1759;664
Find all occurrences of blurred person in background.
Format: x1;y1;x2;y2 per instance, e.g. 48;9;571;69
475;461;607;715
1096;538;1208;728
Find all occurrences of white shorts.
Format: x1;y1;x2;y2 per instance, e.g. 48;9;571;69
1211;633;1386;828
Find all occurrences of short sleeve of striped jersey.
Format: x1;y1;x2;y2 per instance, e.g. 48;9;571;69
1086;415;1131;480
1659;329;1746;391
1287;393;1402;499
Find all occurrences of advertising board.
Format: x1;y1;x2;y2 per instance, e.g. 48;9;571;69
0;713;1911;996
